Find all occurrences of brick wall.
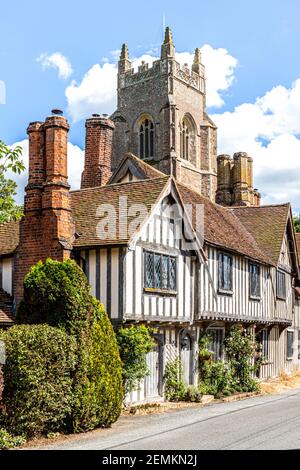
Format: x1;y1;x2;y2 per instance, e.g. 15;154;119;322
14;114;74;306
81;116;115;188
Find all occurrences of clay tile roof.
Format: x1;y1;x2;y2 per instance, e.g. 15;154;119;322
71;176;170;248
176;182;273;265
109;153;165;184
0;220;20;256
230;204;290;266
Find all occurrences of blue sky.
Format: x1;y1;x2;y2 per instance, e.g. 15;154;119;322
1;0;300;207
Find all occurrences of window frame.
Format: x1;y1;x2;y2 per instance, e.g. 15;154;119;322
207;327;225;361
249;262;261;300
261;329;269;360
139;118;154;160
144;251;177;293
276;269;286;300
286;330;294;360
218;252;233;294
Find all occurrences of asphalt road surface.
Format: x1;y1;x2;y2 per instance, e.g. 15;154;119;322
35;388;300;450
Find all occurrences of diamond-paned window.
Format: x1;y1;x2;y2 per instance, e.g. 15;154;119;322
144;251;177;291
154;254;161;288
161;255;169;289
169;257;176;290
145;251;154;288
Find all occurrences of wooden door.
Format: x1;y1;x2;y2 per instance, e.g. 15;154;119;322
144;342;160;399
181;334;192;385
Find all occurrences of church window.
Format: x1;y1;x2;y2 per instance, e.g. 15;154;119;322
139;118;154;159
180;120;189;160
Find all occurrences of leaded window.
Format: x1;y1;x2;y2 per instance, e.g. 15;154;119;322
180;120;190;160
249;263;261;298
287;330;294;359
276;270;286;300
139;118;154;159
144;251;177;291
218;252;233;292
207;328;224;361
261;330;269;359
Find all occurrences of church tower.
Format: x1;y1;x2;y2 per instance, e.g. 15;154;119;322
111;27;218;200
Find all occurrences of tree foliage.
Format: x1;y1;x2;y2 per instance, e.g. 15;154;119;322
116;325;155;395
0;141;24;224
293;214;300;233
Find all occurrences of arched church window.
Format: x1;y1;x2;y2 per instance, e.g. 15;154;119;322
139;118;154;159
180;119;191;160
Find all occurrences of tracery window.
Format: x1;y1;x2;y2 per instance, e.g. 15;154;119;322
180;120;190;160
139;118;154;159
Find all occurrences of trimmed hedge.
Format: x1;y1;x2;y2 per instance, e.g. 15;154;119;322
15;259;123;433
71;300;123;432
3;324;76;437
17;259;93;336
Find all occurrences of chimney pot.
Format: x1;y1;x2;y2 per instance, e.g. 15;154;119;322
51;108;63;116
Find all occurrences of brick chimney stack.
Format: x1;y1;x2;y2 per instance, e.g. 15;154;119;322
81;115;115;189
216;152;261;207
14;111;74;306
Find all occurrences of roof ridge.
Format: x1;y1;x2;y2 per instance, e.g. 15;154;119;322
231;203;290;209
70;175;170;194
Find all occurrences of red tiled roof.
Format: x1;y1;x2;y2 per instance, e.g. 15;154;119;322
0;220;20;256
176;182;273;265
231;204;290;266
71;176;170;248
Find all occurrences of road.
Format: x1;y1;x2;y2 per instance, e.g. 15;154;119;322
35;388;300;450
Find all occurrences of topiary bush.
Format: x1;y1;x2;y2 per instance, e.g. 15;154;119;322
17;259;93;337
2;324;76;437
116;325;155;396
71;300;123;432
13;259;123;434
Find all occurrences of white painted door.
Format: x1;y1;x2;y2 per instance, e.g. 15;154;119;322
144;344;159;399
181;334;192;385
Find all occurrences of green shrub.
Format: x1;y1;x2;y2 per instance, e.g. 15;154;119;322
0;428;26;450
183;386;202;403
71;300;123;432
17;259;93;337
2;324;76;437
203;362;235;397
164;357;187;401
116;325;155;395
224;325;260;393
14;259;123;434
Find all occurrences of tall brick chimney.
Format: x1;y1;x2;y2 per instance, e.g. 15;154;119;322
14;111;74;306
81;114;115;189
216;152;261;207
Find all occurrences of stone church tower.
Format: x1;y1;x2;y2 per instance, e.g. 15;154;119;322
111;27;217;200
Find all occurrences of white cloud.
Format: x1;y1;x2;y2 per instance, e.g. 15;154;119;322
212;79;300;208
65;46;237;122
37;52;73;80
65;63;117;122
9;140;84;204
